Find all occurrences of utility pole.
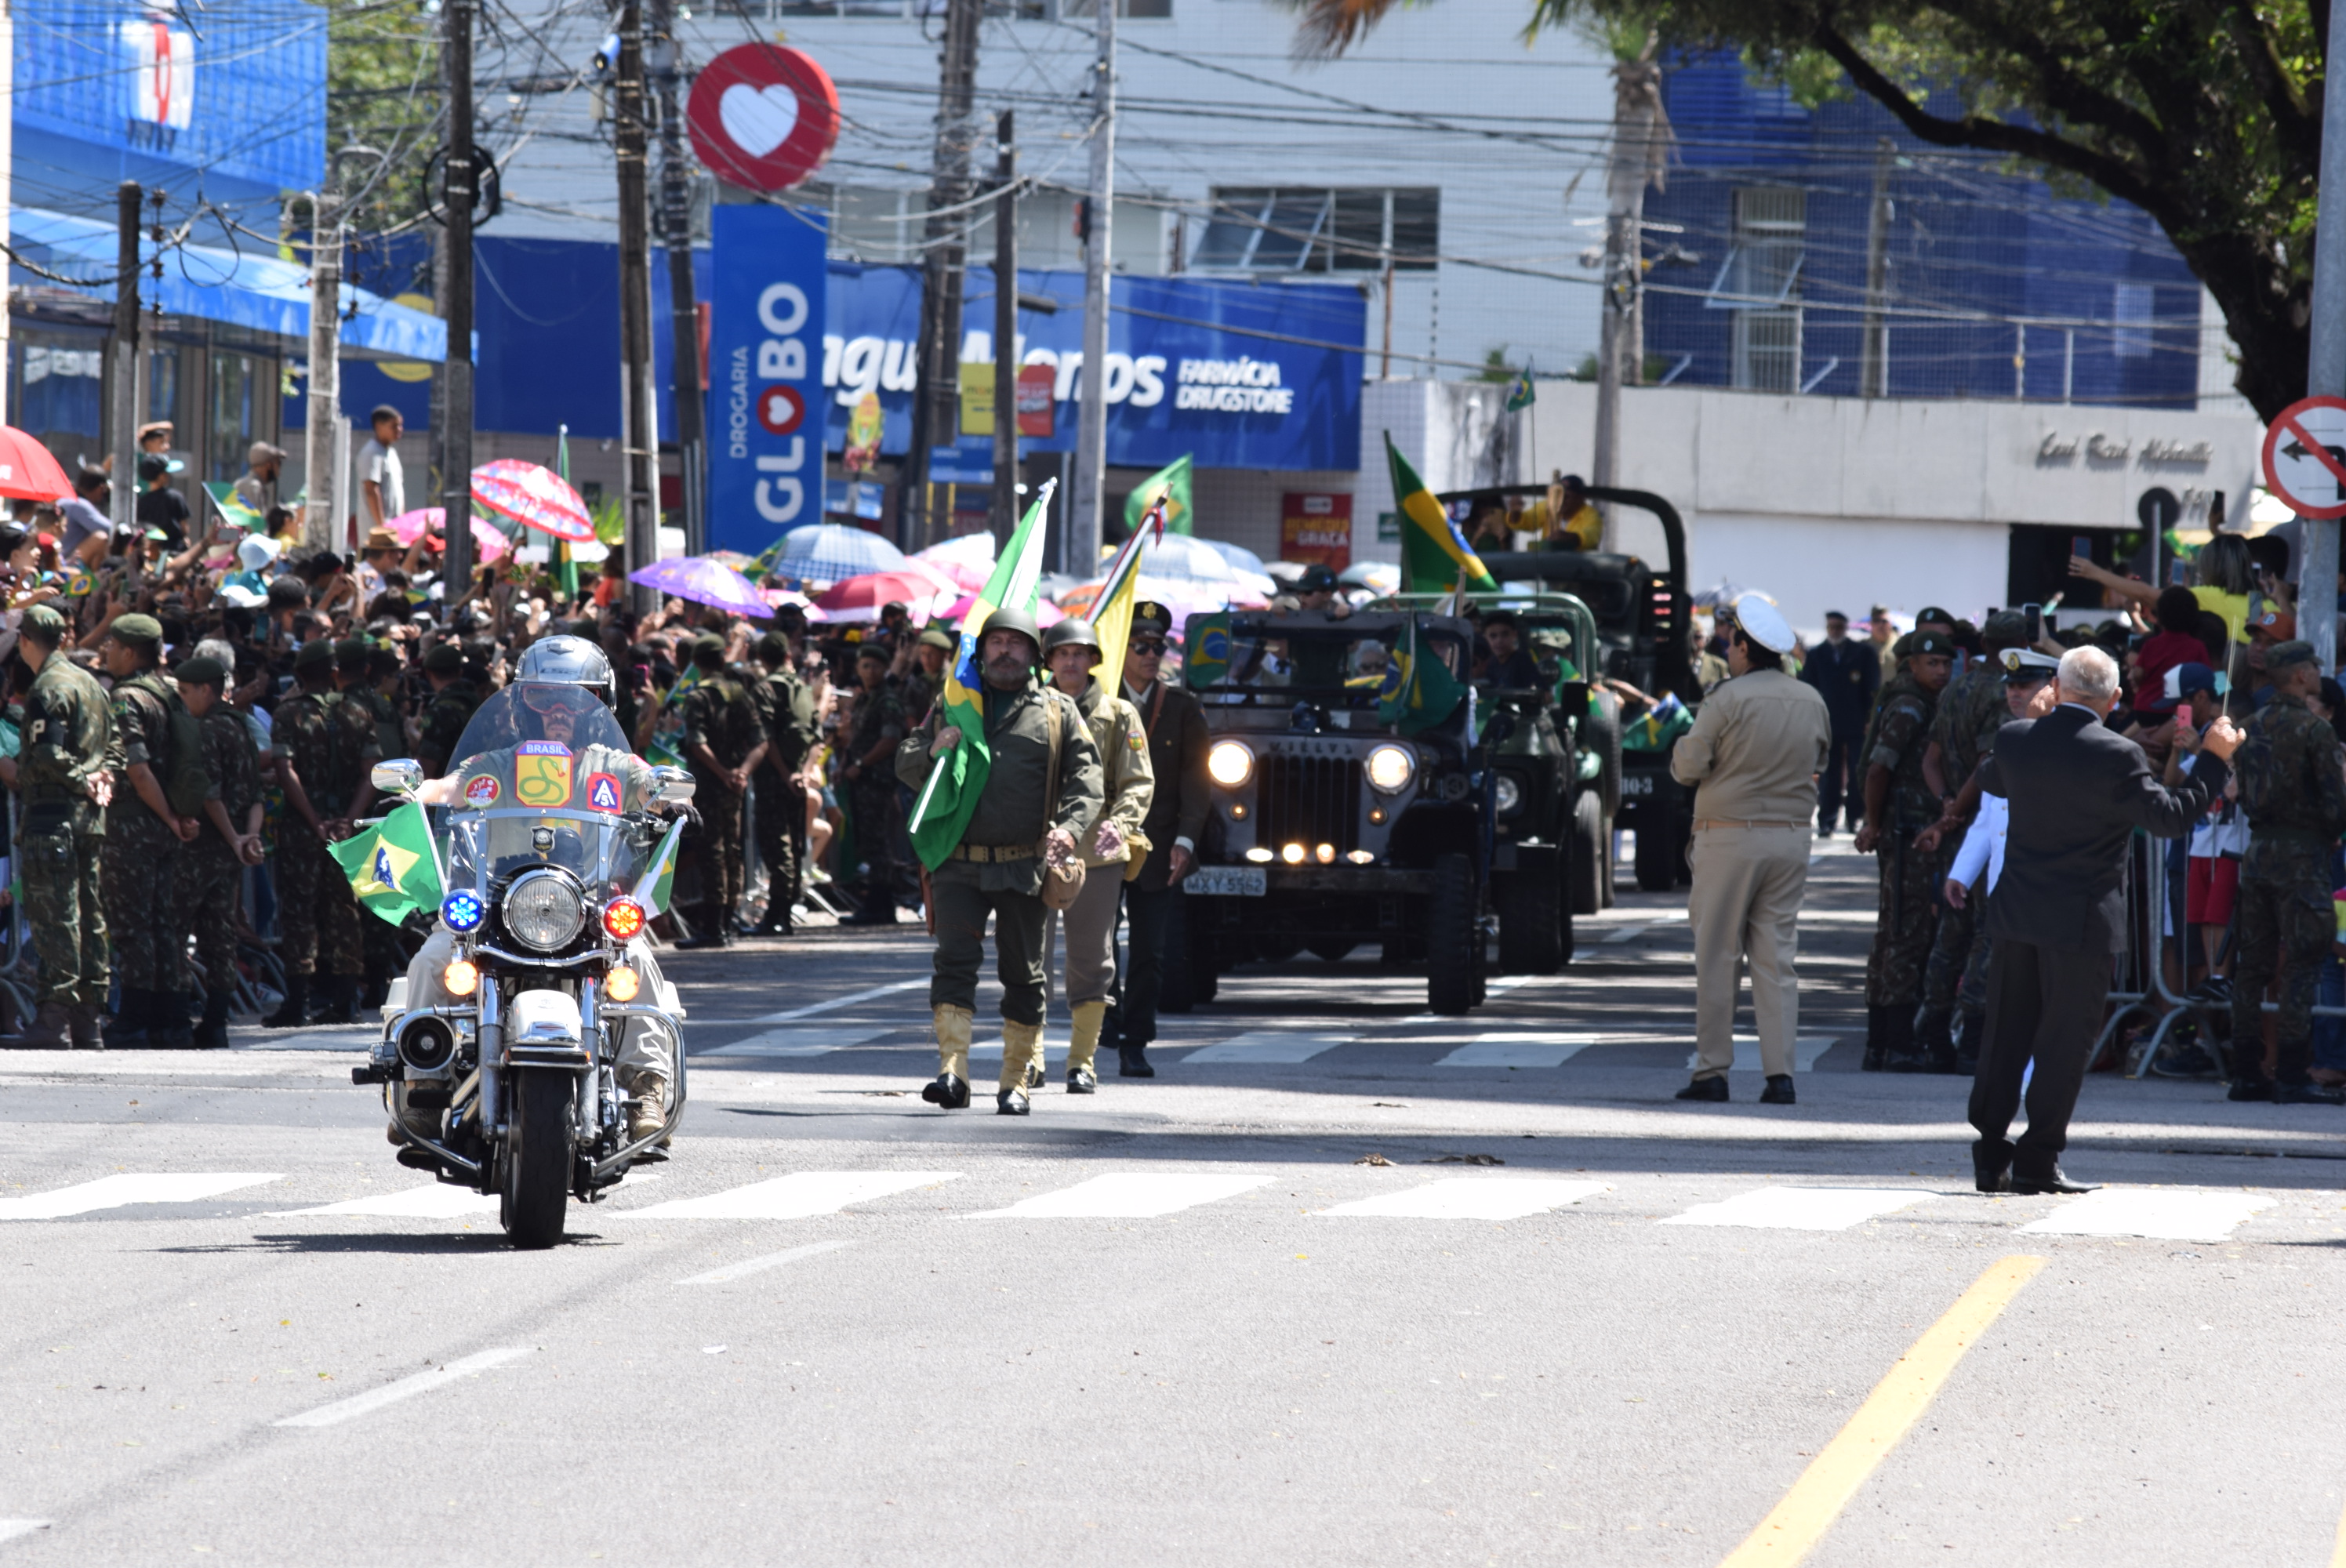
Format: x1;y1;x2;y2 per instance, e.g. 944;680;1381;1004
990;110;1018;544
305;176;343;553
110;181;140;537
1591;48;1664;539
2304;0;2346;671
1069;0;1117;572
649;0;705;555
0;0;13;426
615;0;662;611
906;0;982;550
1859;136;1894;400
441;0;477;601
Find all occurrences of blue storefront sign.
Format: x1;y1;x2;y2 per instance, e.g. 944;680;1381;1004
708;205;829;554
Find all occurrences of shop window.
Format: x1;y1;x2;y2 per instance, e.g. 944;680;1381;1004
15;332;106;465
1196;187;1438;273
209;351;269;484
2113;283;2154;358
1709;187;1805;393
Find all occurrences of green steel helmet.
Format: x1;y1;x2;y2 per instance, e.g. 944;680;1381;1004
513;633;616;709
979;605;1043;664
1040;616;1101;656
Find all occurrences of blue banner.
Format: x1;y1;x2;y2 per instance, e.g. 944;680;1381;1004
709;205;829;554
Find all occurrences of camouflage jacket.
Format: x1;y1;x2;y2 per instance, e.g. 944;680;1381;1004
198;705;263;844
1865;673;1940;831
846;681;908;769
275;689;381;819
2233;693;2346;841
415;678;481;773
750;665;819;775
1930;662;2009;789
678;670;763;774
105;670;206;843
17;656;111;836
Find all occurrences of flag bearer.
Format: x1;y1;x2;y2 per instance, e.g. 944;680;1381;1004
895;608;1103;1115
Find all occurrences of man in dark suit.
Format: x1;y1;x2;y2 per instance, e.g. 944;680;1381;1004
1799;610;1878;834
1970;645;2241;1194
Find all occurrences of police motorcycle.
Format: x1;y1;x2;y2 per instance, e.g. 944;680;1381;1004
351;637;697;1249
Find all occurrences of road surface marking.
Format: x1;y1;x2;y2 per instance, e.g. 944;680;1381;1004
676;1238;857;1285
617;1170;957;1221
750;979;928;1023
1661;1187;1937;1232
1435;1036;1599;1068
0;1522;48;1544
970;1173;1272;1218
1683;1036;1841;1073
2017;1188;2274;1242
274;1348;535;1429
1180;1032;1352;1064
268;1186;500;1219
1718;1254;2046;1566
0;1173;281;1221
1603;916;1686;944
1318;1178;1609;1220
701;1027;888;1058
234;1031;376;1052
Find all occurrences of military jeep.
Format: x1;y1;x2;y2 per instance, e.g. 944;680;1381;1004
1165;607;1561;1017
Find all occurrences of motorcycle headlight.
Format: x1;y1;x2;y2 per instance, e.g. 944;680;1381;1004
1366;744;1414;794
1207;739;1255;788
1493;774;1522;815
504;869;586;952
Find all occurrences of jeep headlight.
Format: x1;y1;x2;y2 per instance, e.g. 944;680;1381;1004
1207;739;1255;788
1494;774;1522;815
504;869;586;952
1365;744;1414;794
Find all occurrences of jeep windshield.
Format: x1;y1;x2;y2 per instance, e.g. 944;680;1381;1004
1186;610;1475;715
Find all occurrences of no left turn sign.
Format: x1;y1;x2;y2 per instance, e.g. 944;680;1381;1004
2262;394;2346;519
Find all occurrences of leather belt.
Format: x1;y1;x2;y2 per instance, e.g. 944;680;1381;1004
950;843;1036;863
1694;818;1803;830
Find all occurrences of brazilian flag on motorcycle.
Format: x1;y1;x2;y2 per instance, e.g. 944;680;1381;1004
329;802;444;927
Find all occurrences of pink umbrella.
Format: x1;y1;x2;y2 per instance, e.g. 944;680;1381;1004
385;507;512;563
817;571;948;615
942;591;1063;627
471;459;596;543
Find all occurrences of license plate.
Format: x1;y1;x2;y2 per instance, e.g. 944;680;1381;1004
1186;866;1267;897
1621;773;1656;797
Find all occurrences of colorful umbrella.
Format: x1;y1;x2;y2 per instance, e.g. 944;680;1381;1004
628;554;770;616
1139;532;1243;583
913;532;998;590
776;522;906;583
385;507;512;563
816;571;950;616
470;459;596;543
0;426;71;503
942;590;1066;629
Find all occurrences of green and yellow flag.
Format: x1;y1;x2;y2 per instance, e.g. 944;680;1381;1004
1092;495;1164;683
1378;617;1466;736
908;478;1055;870
1387;434;1498;595
328;803;443;927
1124;454;1192;536
632;815;688;914
204;482;267;533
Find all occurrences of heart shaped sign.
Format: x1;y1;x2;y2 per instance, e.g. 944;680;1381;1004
719;82;799;160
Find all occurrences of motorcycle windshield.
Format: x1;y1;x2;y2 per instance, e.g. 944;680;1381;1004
443;683;658;903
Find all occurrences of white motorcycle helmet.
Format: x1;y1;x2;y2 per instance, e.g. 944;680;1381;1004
513;633;616;710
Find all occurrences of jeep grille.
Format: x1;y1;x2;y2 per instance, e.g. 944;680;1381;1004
1258;753;1362;855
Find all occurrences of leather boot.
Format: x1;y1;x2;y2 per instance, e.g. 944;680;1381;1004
1913;1007;1959;1073
105;989;153;1049
1066;1000;1106;1093
923;1004;974;1109
151;992;195;1050
263;975;310;1029
360;970;390;1012
622;1070;672;1143
20;1001;69;1049
1861;1006;1890;1071
1883;1007;1930;1072
999;1019;1045;1102
1117;1044;1155;1079
312;975;360;1026
67;1004;105;1051
191;988;234;1050
1954;1008;1986;1076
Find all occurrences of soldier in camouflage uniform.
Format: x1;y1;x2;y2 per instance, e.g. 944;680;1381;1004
174;656;263;1047
1910;612;2031;1069
747;622;818;936
100;614;203;1048
338;637;408;1007
842;641;910;925
13;604;113;1048
1855;629;1956;1070
2226;639;2346;1103
675;633;766;949
267;640;380;1024
412;641;481;777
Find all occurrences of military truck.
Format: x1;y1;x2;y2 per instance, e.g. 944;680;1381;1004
1164;606;1542;1016
1434;485;1698;892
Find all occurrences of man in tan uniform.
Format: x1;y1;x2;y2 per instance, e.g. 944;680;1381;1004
1669;592;1833;1104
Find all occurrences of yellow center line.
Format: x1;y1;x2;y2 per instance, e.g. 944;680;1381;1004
1718;1253;2048;1567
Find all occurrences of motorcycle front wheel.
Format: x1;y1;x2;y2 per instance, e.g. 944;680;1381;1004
500;1069;574;1250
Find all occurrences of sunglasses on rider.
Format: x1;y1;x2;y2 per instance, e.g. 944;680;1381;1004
521;683;595;714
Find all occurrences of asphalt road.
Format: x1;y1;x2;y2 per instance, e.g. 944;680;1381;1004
4;837;2346;1566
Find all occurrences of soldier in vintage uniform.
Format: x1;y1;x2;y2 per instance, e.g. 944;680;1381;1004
842;642;910;925
13;604;114;1048
895;607;1102;1115
2226;639;2346;1103
747;623;818;936
99;614;203;1047
412;641;482;778
1854;629;1956;1070
1909;611;2030;1069
674;633;766;949
898;626;954;724
267;639;380;1025
175;655;265;1047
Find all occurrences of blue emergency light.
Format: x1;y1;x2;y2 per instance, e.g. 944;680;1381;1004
441;891;485;933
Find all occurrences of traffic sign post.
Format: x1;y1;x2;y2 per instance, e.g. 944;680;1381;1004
2261;395;2346;520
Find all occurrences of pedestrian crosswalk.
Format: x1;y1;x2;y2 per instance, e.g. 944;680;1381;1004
0;1168;2307;1243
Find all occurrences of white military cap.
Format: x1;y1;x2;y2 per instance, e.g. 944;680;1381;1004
1730;592;1796;654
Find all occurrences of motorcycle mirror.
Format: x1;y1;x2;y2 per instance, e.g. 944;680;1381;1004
651;765;696;806
371;758;425;798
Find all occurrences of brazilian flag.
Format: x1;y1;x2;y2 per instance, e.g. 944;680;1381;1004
1183;612;1233;691
1378;620;1465;736
328;803;443;927
1388;434;1498;596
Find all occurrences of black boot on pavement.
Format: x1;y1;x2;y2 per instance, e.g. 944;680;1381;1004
1973;1138;2014;1193
1117;1045;1155;1079
1674;1075;1728;1102
996;1086;1030;1116
1759;1074;1796;1105
2009;1166;2098;1196
921;1073;970;1109
1913;1007;1960;1073
263;977;310;1029
312;975;360;1026
150;992;194;1050
191;988;233;1050
1883;1009;1930;1073
2228;1076;2276;1102
105;989;153;1049
1861;1006;1890;1071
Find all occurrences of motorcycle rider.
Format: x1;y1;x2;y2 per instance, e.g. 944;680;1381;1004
390;635;686;1151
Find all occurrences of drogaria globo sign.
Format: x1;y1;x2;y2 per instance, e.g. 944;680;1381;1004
709;204;829;554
